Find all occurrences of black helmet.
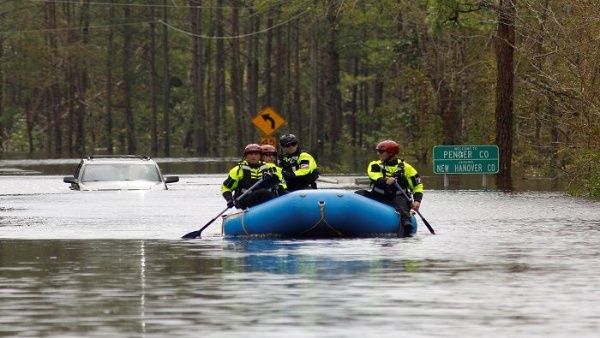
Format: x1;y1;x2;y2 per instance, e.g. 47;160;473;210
279;134;298;147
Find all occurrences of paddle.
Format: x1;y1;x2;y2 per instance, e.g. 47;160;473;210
182;178;266;239
394;181;435;234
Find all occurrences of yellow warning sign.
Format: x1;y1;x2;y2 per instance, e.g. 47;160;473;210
252;106;285;136
260;136;277;146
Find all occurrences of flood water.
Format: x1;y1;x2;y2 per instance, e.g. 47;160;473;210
1;159;599;337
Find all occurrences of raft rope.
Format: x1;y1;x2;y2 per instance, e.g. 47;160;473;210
241;210;250;235
301;201;344;237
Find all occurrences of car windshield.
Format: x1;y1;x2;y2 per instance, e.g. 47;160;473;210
81;163;161;182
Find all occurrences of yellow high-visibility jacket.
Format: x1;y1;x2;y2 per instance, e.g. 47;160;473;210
366;158;423;202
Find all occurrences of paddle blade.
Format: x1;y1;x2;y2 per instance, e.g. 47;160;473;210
416;211;435;234
181;230;201;240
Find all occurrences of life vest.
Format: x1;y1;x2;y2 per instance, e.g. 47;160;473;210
280;149;318;190
221;161;269;197
369;159;407;197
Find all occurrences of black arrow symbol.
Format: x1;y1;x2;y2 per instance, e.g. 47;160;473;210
261;114;275;129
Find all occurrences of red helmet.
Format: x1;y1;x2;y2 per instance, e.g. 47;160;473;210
243;143;262;155
376;140;399;156
260;144;277;156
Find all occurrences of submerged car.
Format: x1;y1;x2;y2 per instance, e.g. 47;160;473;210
63;155;179;191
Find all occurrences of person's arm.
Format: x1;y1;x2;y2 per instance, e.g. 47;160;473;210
274;166;287;191
221;166;241;207
284;152;318;185
367;161;391;192
293;153;317;176
403;162;423;210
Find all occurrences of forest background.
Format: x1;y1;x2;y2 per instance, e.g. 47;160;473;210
0;0;599;197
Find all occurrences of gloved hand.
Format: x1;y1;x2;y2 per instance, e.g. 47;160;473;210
263;172;278;185
385;177;397;185
226;199;235;208
282;170;295;181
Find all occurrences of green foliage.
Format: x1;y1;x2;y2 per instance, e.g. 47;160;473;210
0;0;597;198
425;0;495;33
567;150;600;198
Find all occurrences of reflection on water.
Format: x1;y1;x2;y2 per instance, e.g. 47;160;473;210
218;239;422;276
2;231;600;337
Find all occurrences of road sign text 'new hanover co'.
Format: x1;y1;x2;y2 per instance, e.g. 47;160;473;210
433;145;499;174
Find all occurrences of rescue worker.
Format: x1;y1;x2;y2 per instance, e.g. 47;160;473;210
278;133;319;191
221;143;281;209
355;140;424;237
260;144;287;195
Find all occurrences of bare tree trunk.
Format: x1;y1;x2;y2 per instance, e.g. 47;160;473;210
309;1;319;152
264;13;273;106
44;91;52;156
230;3;244;149
349;58;359;146
359;64;369;147
123;2;136;154
292;19;301;137
162;0;171;156
532;0;550;150
273;7;283;113
25;89;44;154
74;0;90;156
325;0;342;151
372;77;384;131
204;12;214;154
202;7;214;155
439;84;461;145
0;34;4;151
549;105;559;178
214;0;225;151
43;3;52;156
149;7;158;156
285;21;292;125
45;0;62;156
246;5;259;142
494;0;516;190
64;2;75;155
190;0;207;154
105;0;114;154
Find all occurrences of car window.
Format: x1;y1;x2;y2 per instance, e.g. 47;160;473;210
81;163;161;182
128;164;161;181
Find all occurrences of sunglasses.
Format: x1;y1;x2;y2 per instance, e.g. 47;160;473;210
282;142;297;148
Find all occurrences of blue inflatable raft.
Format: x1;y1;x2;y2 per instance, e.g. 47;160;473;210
221;189;417;238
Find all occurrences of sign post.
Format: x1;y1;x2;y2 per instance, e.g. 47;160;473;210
432;145;499;190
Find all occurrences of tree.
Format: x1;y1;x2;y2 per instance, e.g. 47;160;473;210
122;2;136;154
189;0;207;155
324;0;342;151
162;0;171;156
105;0;115;154
494;0;516;190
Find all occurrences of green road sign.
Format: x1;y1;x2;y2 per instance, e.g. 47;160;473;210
433;145;499;174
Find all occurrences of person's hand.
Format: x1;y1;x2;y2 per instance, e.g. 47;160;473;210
282;171;295;181
385;177;397;185
226;199;235;208
412;200;421;211
263;172;277;185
